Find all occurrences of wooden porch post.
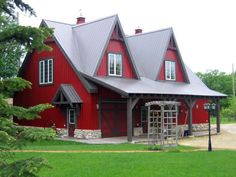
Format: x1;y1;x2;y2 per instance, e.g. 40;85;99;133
127;97;140;142
185;98;196;136
127;98;132;142
216;100;221;133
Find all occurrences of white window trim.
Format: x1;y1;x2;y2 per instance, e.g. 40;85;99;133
165;60;176;81
68;109;75;124
39;59;53;84
108;53;122;77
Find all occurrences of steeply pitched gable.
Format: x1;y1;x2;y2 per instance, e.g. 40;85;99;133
127;28;172;80
127;28;189;83
157;34;189;82
96;22;139;79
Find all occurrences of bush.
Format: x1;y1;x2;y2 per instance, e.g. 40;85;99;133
221;98;236;120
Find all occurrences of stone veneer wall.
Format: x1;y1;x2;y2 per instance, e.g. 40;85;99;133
177;123;208;138
57;128;68;137
178;123;208;132
74;129;102;139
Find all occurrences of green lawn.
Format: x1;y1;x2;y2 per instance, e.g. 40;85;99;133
23;139;193;151
211;117;236;124
13;150;236;177
9;140;236;177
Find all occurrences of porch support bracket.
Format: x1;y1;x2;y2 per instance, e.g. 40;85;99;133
185;97;196;136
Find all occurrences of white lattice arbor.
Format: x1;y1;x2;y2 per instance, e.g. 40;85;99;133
145;101;180;149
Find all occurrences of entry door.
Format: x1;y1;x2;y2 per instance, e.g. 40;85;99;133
68;109;76;137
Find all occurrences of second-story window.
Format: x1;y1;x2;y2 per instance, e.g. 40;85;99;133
108;53;122;76
165;60;176;81
39;59;53;84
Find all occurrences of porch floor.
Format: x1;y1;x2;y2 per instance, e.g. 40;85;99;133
57;127;217;144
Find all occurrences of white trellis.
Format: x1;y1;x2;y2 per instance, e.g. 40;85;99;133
145;101;180;149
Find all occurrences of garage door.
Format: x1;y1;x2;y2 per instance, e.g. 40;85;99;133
101;102;127;137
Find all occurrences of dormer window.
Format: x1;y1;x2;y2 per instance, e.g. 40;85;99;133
108;53;122;76
165;60;176;81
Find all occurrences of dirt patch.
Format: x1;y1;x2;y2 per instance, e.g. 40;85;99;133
179;124;236;150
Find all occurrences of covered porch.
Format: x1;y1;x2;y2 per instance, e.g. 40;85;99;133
98;94;222;142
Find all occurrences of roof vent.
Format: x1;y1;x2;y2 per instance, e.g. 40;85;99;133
76;16;85;25
135;28;142;34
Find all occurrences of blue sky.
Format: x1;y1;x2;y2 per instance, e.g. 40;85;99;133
20;0;236;73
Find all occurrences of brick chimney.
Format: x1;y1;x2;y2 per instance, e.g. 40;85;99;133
76;16;85;25
135;28;142;34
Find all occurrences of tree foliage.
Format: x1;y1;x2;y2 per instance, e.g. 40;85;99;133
196;69;235;108
221;98;236;119
0;0;55;176
196;70;233;96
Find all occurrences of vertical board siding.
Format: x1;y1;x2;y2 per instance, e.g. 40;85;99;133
97;39;136;78
14;42;99;130
177;99;208;124
158;49;185;82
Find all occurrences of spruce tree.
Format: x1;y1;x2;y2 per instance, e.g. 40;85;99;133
0;0;55;176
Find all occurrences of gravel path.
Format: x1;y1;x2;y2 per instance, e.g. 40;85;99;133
179;124;236;150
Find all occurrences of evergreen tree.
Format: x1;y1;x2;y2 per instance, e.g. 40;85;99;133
0;0;55;176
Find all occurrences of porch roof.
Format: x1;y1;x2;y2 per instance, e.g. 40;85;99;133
82;66;226;98
52;84;82;106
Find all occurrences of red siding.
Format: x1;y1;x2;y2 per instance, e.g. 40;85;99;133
14;42;99;130
157;49;185;82
178;99;208;124
97;39;136;78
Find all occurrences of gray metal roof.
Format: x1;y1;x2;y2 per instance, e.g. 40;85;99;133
52;84;82;105
84;71;226;97
72;15;117;75
61;84;82;103
42;15;226;98
127;28;172;80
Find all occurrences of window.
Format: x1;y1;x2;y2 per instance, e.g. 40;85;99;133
39;59;53;84
108;53;122;76
141;106;148;123
68;109;75;124
165;61;176;80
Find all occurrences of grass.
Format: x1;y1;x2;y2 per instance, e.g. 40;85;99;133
5;139;236;176
211;117;236;124
13;150;236;177
22;139;194;151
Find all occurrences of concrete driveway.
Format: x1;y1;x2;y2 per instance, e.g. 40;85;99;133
179;124;236;150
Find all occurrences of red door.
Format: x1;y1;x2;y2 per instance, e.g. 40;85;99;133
68;109;76;137
101;103;127;137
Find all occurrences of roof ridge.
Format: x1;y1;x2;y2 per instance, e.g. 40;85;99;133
127;27;172;38
43;19;73;26
72;14;118;28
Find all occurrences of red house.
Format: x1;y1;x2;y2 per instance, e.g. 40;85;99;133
14;15;226;141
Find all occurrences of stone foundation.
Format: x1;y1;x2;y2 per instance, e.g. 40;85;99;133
74;129;102;139
178;123;208;131
177;123;208;137
56;128;68;137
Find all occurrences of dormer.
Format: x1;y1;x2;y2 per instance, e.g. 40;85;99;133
96;21;139;79
157;35;189;83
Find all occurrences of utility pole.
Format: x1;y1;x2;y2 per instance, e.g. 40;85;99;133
233;63;235;98
16;12;19;25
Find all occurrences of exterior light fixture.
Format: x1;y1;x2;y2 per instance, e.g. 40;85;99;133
204;102;216;152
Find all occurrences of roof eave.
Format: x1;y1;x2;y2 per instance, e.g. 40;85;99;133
81;72;129;97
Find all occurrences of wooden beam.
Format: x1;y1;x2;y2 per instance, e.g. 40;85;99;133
98;95;102;129
216;100;221;133
131;97;140;109
185;98;196;136
127;97;132;142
